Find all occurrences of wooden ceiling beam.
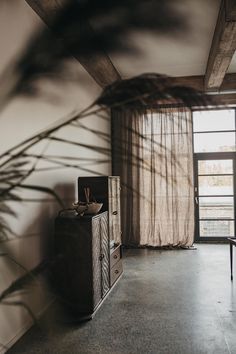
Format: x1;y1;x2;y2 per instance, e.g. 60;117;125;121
170;73;236;92
25;0;121;88
170;73;236;106
204;0;236;91
170;75;204;91
205;93;236;106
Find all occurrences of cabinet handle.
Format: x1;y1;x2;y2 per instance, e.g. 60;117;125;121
113;254;118;259
115;269;119;274
112;211;118;215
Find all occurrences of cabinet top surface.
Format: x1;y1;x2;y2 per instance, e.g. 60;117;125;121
56;211;108;221
78;176;120;180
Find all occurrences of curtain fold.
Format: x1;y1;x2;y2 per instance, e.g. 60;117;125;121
112;107;194;247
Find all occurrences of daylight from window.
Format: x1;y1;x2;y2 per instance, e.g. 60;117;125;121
193;110;235;152
193;109;236;238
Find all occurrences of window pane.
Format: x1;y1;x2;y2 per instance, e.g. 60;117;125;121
199;197;234;219
198;160;233;175
198;175;233;195
200;220;234;237
194;132;235;152
193;110;235;132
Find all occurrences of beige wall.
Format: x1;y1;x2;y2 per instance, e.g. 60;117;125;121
0;2;110;352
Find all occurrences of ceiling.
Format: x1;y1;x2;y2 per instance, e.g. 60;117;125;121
23;0;236;99
108;0;222;79
6;0;236;98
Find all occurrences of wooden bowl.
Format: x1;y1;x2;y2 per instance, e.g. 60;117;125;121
84;203;103;214
73;202;103;215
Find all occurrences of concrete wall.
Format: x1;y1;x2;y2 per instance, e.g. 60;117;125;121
0;2;110;352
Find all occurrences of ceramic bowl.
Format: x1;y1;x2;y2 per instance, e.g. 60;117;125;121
73;202;103;215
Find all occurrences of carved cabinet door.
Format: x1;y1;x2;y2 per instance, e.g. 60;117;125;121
92;212;109;309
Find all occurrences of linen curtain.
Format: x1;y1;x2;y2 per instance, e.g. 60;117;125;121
112;107;194;247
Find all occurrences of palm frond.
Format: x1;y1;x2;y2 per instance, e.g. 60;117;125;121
48;136;110;155
2;159;31;170
16;184;65;209
0;217;16;241
96;73;211;108
0;255;49;323
0;173;27;183
0;255;47;300
0;203;17;217
0;191;22;201
1;300;37;324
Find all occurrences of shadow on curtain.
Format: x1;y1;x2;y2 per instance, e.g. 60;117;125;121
112;107;194;247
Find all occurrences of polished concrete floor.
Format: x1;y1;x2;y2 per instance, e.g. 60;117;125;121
8;245;236;354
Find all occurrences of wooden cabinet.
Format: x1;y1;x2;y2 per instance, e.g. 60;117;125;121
54;176;123;318
77;176;121;244
54;210;123;318
54;212;110;316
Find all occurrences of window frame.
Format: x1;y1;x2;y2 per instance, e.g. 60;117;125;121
193;108;236;242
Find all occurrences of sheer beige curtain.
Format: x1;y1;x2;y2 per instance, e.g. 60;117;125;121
112;107;194;247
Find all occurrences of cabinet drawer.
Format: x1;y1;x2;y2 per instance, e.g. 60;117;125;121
110;246;121;268
110;260;123;286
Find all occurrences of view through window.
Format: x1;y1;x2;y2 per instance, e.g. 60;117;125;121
193;109;236;240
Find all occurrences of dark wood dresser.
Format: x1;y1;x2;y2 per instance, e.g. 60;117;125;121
54;177;123;318
55;212;110;316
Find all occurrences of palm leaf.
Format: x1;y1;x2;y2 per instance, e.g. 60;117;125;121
0;191;22;201
36;155;109;175
0;203;17;217
0;173;26;183
1;300;37;323
0;216;14;230
0;256;49;322
96;73;211;108
17;184;65;208
2;159;31;170
0;255;48;299
48;136;110;155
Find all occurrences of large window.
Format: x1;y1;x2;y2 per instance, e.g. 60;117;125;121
193;109;236;152
193;109;236;241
